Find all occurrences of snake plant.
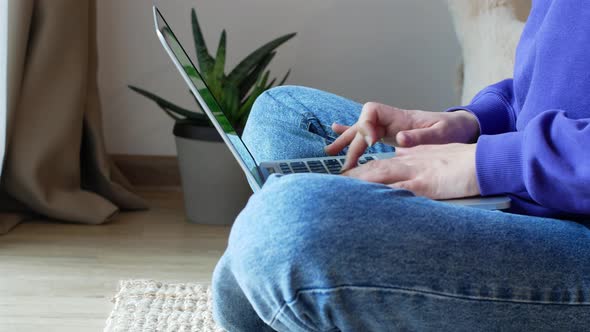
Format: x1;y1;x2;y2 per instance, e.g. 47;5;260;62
130;8;296;131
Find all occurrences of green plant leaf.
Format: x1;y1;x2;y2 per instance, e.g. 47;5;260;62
221;85;240;125
128;85;205;120
175;117;212;127
238;51;275;100
183;65;199;79
239;92;257;113
259;70;270;88
238;82;267;128
227;32;296;86
191;8;215;74
161;108;182;121
206;76;224;105
265;78;277;90
132;10;295;132
278;69;291;86
213;30;227;83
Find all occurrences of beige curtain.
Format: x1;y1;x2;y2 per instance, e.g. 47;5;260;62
0;0;147;234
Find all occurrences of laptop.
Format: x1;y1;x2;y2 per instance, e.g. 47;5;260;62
153;6;510;210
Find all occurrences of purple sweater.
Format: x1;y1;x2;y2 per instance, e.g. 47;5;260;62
447;1;590;218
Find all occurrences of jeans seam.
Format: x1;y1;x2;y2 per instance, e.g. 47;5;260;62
267;89;338;146
269;285;590;330
272;284;590;323
268;305;324;332
265;89;309;130
281;90;337;139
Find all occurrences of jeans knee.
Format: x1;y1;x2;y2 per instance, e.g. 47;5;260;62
218;175;342;322
247;88;276;122
233;173;350;233
262;85;312;103
211;257;235;329
247;86;305;124
227;176;328;258
226;174;390;282
243;86;303;155
229;173;417;257
227;174;323;258
218;174;424;327
212;255;276;331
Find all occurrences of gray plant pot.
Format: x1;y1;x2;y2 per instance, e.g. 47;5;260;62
173;122;252;225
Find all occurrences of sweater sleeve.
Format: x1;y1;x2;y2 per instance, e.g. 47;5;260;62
446;79;518;136
444;2;590;216
475;111;590;214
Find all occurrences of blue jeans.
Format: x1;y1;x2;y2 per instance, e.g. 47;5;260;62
212;86;590;331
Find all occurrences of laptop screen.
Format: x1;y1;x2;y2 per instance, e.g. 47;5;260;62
153;7;264;188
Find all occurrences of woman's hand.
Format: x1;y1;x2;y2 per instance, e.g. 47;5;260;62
324;102;480;170
342;143;480;200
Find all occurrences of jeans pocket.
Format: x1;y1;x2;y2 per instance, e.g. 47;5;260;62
300;112;339;142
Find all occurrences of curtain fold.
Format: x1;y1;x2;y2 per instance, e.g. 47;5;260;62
0;0;147;234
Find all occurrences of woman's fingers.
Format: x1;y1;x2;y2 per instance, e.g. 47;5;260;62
356;104;383;146
326;103;409;159
341;106;385;168
395;122;446;147
343;159;412;184
357;119;381;147
342;133;369;171
331;123;350;135
325;124;357;155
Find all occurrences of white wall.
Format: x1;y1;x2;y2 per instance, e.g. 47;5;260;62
97;0;461;156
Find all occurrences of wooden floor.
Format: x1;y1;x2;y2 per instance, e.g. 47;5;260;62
0;189;232;332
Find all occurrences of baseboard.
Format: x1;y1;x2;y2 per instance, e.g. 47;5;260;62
112;154;181;188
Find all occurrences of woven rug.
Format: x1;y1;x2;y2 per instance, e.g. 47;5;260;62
104;280;225;332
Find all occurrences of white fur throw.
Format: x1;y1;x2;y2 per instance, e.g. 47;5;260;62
447;0;531;104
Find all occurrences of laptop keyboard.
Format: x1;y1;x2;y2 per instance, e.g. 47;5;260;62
278;156;375;175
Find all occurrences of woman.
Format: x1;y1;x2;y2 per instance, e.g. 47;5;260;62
213;1;590;331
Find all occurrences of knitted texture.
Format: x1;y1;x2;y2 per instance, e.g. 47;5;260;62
104;280;225;332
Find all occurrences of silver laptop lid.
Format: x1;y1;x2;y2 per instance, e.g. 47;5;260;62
153;7;264;188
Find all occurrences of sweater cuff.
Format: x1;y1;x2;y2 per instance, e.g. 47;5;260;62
475;132;526;196
446;92;515;136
